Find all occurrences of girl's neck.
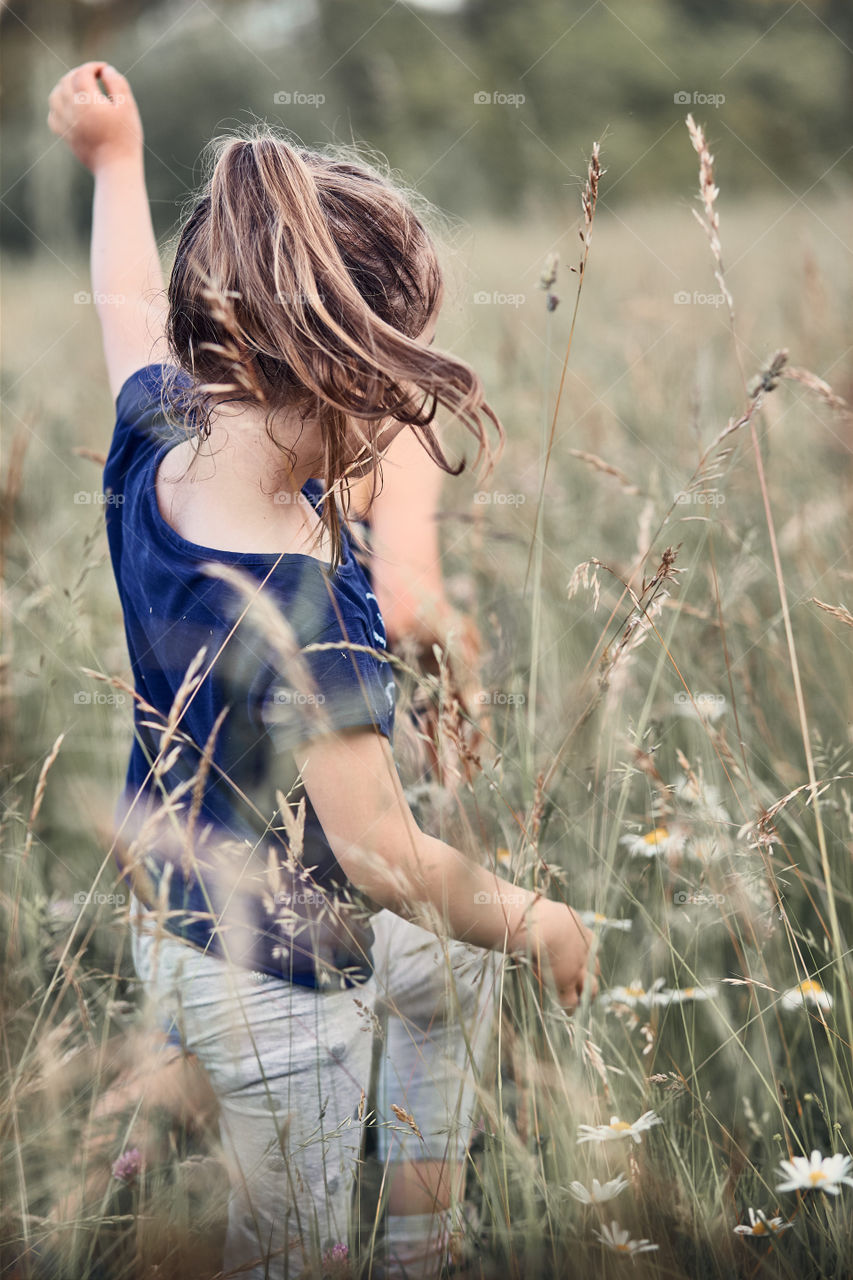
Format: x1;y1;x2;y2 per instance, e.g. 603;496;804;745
156;405;338;561
194;403;324;499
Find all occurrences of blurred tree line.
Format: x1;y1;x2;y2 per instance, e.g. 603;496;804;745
1;0;851;254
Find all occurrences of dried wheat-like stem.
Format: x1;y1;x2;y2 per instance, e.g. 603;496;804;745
196;282;268;408
182;706;228;877
809;598;853;629
685;114;733;315
567;450;643;497
781;366;852;417
683;117;852;1056
545;548;685;793
523;141;605;594
390;1103;424;1141
274;789;307;873
6;734;66;963
577;142;602;275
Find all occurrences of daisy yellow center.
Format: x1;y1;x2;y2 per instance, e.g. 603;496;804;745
808;1170;827;1185
610;1121;632;1131
752;1221;767;1235
615;1243;631;1253
594;913;607;923
683;988;695;997
799;980;822;996
625;986;646;998
643;827;669;844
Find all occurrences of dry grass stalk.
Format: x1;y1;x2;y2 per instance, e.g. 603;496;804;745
524;139;604;591
568;449;643;496
390;1103;423;1140
781;365;852;416
574;142;602;277
810;598;853;629
7;734;66;961
685;113;733;313
196;282;268;408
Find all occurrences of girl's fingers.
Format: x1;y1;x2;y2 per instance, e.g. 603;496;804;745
97;64;130;101
47;80;69;111
69;61;109;94
47;105;70;137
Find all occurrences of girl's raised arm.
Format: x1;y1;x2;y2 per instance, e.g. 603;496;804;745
47;62;168;400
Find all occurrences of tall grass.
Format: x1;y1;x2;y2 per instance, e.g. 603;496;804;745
1;117;852;1278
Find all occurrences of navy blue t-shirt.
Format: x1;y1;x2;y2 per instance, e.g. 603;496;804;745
103;365;395;988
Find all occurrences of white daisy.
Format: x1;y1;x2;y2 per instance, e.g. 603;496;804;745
652;984;719;1006
577;1111;662;1146
776;1150;853;1196
580;910;633;933
593;1220;659;1259
568;1175;629;1205
602;978;665;1009
620;827;685;858
734;1207;792;1237
780;979;833;1011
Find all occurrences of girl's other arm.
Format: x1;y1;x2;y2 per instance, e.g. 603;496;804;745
47;62;168;400
349;430;481;676
298;727;598;1010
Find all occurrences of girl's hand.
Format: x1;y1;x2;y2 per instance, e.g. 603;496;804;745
520;898;599;1012
47;62;143;173
395;605;486;791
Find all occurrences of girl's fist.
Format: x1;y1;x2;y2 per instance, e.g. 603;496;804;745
47;62;142;173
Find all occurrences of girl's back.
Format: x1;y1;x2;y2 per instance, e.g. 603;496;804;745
105;363;395;986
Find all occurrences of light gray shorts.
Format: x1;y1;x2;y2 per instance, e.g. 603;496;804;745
129;893;500;1278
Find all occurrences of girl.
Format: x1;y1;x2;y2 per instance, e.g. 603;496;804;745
48;62;597;1280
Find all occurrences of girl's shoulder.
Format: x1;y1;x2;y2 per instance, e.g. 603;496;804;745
105;363;189;490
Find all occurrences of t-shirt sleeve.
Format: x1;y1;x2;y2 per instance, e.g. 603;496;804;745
105;364;188;489
256;614;396;754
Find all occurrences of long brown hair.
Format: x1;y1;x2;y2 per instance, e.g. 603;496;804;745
163;125;504;571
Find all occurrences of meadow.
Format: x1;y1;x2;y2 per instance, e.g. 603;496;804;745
2;124;852;1278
